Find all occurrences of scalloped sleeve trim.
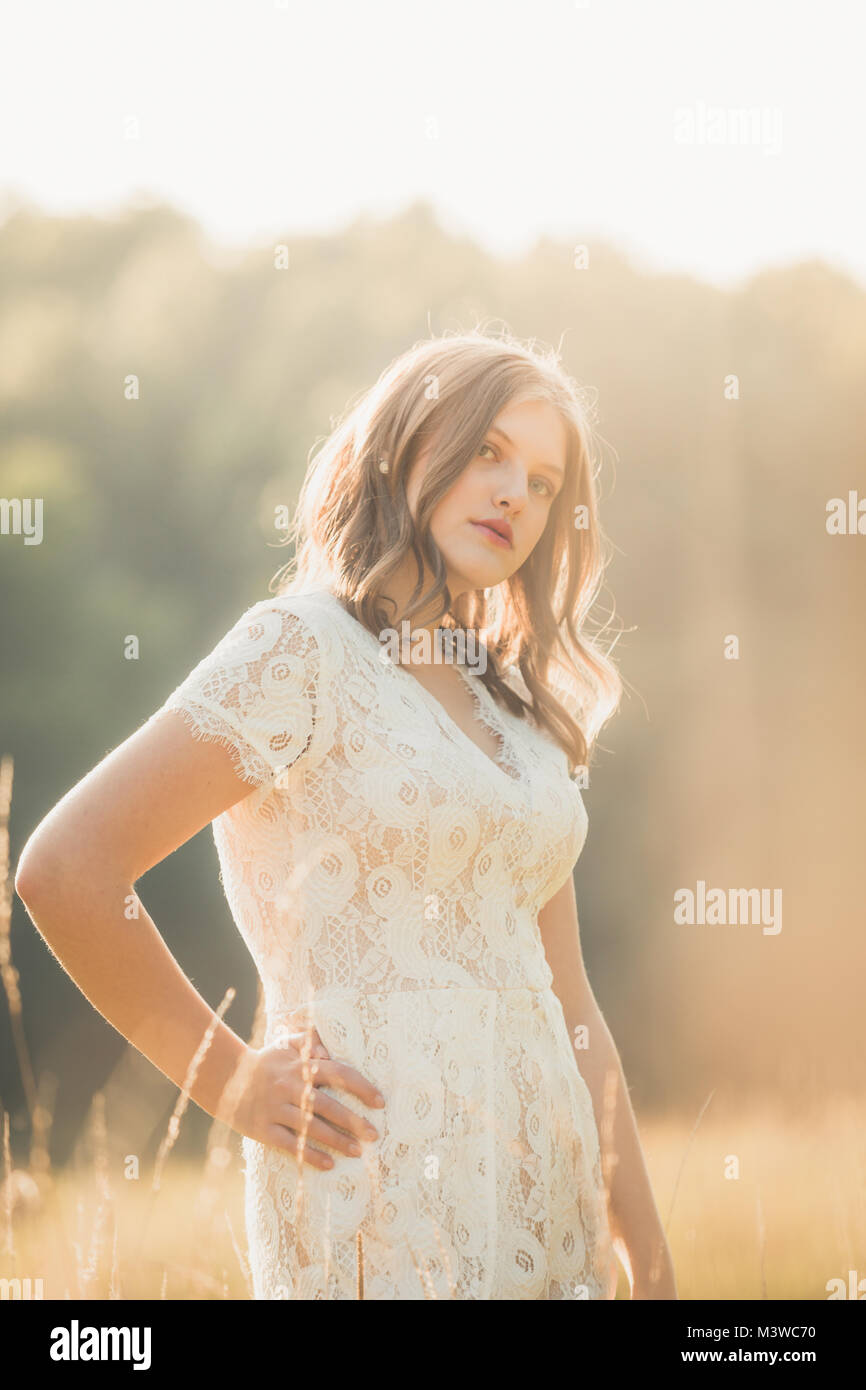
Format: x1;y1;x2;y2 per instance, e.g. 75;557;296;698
153;598;332;790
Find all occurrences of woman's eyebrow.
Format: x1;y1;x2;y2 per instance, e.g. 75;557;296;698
487;425;564;480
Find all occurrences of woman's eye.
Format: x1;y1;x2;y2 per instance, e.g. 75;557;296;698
531;478;554;498
476;444;555;498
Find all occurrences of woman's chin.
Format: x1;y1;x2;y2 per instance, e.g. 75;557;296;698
445;558;511;594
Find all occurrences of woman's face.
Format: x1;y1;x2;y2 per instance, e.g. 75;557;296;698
406;397;568;599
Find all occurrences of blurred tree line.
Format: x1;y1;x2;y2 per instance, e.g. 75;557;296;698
1;195;864;1164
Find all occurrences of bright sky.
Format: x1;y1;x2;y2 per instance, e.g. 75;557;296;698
2;0;863;288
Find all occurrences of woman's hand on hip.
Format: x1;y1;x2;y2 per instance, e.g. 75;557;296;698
228;1035;385;1171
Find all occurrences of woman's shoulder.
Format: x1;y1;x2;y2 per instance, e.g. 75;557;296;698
150;587;343;790
244;586;335;623
242;587;343;663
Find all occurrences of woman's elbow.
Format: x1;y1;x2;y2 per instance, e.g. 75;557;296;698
14;830;70;909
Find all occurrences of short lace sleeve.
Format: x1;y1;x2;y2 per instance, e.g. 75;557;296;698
155;598;333;789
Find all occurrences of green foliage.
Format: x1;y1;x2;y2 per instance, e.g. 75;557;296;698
2;198;864;1156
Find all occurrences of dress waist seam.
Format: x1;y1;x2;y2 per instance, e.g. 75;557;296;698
271;982;557;1005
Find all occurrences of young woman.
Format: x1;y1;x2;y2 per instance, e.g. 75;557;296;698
16;329;677;1300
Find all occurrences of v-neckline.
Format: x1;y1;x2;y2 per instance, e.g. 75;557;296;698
315;588;525;792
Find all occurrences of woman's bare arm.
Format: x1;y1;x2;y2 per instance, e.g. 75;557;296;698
14;710;271;1122
538;873;678;1298
14;711;385;1156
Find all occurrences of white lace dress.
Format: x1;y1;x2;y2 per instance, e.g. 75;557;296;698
151;585;618;1300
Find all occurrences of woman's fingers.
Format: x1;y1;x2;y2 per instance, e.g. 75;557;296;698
268;1124;335;1171
274;1054;382;1145
270;1042;385;1148
292;1086;379;1146
284;1025;331;1059
275;1102;368;1156
307;1057;385;1112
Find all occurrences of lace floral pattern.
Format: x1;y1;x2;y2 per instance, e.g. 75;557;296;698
151;586;617;1300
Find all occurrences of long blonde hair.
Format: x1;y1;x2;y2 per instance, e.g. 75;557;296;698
271;326;622;775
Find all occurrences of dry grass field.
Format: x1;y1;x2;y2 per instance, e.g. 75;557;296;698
2;1094;862;1300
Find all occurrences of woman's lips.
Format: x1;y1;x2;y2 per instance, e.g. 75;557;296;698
470;521;512;549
